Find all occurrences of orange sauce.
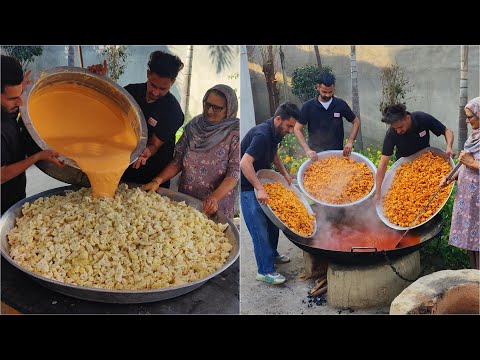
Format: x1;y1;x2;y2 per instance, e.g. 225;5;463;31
28;83;137;198
310;225;420;252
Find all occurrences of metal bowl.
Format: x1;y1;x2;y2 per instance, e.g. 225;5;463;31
20;66;148;186
0;185;239;303
297;150;377;208
375;147;455;231
254;169;317;239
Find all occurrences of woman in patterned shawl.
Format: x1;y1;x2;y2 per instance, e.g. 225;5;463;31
441;97;480;269
143;84;240;219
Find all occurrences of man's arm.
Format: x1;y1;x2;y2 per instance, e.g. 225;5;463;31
273;153;292;186
240;153;268;205
344;117;360;157
444;127;455;158
1;150;64;184
373;155;391;204
294;122;317;161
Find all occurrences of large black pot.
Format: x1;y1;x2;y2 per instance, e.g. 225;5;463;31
284;212;444;265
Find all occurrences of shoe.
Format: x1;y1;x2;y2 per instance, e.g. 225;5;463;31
275;254;290;264
256;272;286;285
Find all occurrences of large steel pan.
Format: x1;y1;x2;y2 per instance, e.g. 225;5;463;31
20;66;148;186
297;150;377;209
255;169;317;239
0;185;239;303
375;147;455;230
284;203;444;265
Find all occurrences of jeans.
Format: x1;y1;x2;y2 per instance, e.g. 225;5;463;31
241;190;279;275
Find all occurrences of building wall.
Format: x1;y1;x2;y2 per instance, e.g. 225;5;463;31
22;45;239;120
248;45;480;153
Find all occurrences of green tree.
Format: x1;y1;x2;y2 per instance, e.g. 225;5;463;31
97;45;130;82
1;45;44;70
291;64;333;103
379;63;413;114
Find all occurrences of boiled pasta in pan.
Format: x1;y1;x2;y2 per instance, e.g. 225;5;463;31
7;184;232;290
382;151;454;227
263;182;315;237
303;157;374;204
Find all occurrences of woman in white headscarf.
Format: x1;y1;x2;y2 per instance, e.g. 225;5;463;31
143;84;240;219
441;97;480;269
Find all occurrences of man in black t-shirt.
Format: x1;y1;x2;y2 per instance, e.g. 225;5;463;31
1;55;65;215
88;51;185;186
374;103;455;204
294;72;360;160
240;102;301;285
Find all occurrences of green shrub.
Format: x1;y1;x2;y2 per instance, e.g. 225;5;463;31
291;65;334;103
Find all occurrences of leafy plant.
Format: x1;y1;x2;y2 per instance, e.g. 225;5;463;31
379;63;414;114
291;65;334;103
1;45;44;70
97;45;130;82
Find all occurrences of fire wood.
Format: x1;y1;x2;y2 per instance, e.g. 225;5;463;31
310;285;328;298
309;276;327;295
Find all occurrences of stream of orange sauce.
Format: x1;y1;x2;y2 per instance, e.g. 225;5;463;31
28;83;137;198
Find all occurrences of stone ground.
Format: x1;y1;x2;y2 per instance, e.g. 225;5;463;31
239;217;390;315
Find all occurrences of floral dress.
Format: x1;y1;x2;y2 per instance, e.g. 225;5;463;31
171;131;240;219
449;151;480;251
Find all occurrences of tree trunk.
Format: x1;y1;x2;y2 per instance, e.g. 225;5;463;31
77;45;84;68
67;45;75;66
181;45;194;121
314;45;323;74
350;45;363;151
279;45;289;102
263;45;279;116
458;45;469;151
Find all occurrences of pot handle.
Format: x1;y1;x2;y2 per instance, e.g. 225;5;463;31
351;246;378;253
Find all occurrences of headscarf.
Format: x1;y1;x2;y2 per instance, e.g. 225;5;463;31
464;97;480;153
184;84;239;151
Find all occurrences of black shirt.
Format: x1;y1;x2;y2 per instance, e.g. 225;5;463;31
299;96;356;152
1;109;27;214
240;118;282;191
382;111;446;160
121;83;184;185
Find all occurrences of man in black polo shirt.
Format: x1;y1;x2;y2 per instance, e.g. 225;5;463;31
240;102;301;285
294;72;360;160
88;50;185;187
374;103;455;203
1;55;64;215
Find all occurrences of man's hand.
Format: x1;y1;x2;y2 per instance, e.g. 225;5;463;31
343;141;353;157
306;149;318;162
36;150;65;168
283;172;292;186
445;146;455;158
203;195;219;215
459;150;475;167
133;147;152;169
87;60;108;76
256;189;268;205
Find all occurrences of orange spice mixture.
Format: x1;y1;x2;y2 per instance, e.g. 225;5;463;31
303;157;374;204
382;151;453;227
263;182;315;237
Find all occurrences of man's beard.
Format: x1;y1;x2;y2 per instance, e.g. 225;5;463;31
320;95;331;102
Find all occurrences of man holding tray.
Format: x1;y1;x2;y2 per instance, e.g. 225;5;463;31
240;102;301;285
374;103;455;204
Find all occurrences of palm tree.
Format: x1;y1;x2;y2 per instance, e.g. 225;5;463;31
350;45;363;151
313;45;323;75
458;45;469;150
279;45;289;101
181;45;194;120
67;46;75;66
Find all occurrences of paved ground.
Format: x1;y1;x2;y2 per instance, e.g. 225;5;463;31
239;216;389;315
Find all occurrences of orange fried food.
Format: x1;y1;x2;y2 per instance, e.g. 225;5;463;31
303;157;374;204
263;182;315;237
383;151;454;227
